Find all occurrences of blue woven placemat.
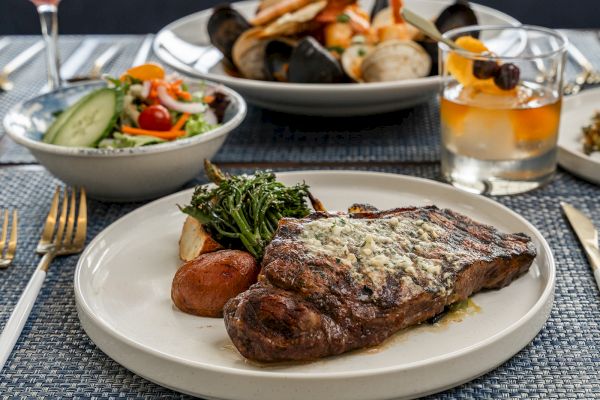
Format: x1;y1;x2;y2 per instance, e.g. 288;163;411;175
0;165;598;398
2;30;600;165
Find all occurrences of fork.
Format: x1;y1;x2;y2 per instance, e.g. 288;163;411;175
0;209;18;269
0;187;87;370
0;40;45;92
563;43;600;96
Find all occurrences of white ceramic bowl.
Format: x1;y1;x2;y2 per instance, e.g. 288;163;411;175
3;81;246;202
153;0;520;116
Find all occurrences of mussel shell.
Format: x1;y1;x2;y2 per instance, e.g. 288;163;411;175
435;0;478;36
370;0;388;21
420;0;479;75
265;39;294;82
208;4;252;64
232;28;270;80
288;37;344;83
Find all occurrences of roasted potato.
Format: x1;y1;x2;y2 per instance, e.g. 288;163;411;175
179;216;223;261
171;250;259;318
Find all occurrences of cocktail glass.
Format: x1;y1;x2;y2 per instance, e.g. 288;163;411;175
439;25;567;195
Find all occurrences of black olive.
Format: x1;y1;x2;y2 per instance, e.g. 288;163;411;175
494;63;520;90
472;59;499;80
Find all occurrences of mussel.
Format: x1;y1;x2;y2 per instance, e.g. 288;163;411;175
265;39;294;82
418;0;479;74
435;0;478;34
207;4;252;65
288;37;344;83
232;28;271;80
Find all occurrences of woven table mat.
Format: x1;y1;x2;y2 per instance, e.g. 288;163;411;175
2;30;600;165
0;165;598;399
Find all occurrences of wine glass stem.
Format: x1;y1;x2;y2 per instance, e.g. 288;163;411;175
37;4;61;90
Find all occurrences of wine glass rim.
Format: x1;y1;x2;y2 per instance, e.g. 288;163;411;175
439;24;569;61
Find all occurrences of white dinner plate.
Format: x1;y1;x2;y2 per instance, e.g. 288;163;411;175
153;0;519;116
74;171;554;400
558;87;600;185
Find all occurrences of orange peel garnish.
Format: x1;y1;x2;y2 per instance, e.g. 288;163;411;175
446;36;488;88
123;63;165;81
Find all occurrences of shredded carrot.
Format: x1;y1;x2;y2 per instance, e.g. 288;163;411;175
177;91;192;101
171;113;190;131
122;125;186;140
203;95;215;104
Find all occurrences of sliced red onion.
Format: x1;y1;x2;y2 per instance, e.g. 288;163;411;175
141;80;151;98
157;86;206;114
204;108;218;125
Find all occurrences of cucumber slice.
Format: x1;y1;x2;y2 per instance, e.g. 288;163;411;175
43;96;87;144
52;88;122;147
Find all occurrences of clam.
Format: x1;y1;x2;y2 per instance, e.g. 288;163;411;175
260;0;326;38
341;43;374;82
361;40;431;82
207;5;252;64
288;37;344;83
232;28;271;80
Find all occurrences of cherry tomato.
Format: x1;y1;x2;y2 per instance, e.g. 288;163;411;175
138;105;172;131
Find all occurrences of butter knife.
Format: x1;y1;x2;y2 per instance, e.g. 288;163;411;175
561;202;600;290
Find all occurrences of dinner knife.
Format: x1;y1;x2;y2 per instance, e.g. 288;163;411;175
561;202;600;291
132;34;154;67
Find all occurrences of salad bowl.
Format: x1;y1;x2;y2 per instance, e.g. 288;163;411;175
3;80;246;202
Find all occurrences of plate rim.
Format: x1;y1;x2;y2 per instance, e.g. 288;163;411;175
152;0;521;91
558;87;600;164
74;170;555;380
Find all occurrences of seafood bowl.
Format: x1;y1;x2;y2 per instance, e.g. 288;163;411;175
154;0;519;116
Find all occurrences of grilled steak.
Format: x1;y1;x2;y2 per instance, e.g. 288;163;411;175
224;206;536;362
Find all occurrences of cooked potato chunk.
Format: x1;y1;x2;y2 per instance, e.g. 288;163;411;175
179;216;223;261
171;250;260;318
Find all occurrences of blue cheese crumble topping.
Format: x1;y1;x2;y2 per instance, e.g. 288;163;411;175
299;216;462;295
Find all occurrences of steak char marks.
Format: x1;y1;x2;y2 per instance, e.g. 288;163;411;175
224;206;536;362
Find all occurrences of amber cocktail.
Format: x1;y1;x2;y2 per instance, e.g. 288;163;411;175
439;26;567;195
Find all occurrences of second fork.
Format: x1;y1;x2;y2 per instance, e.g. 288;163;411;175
0;187;87;371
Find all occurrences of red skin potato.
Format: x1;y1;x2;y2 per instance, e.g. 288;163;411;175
171;249;259;318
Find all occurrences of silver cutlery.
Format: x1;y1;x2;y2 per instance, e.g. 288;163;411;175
66;43;121;83
0;187;87;371
158;30;210;65
563;43;600;96
0;40;45;92
0;209;18;269
561;202;600;291
132;34;154;67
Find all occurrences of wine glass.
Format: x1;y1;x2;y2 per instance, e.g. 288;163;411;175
30;0;61;90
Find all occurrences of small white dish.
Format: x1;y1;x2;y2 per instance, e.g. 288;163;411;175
74;170;554;400
3;80;246;202
558;87;600;185
153;0;519;116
